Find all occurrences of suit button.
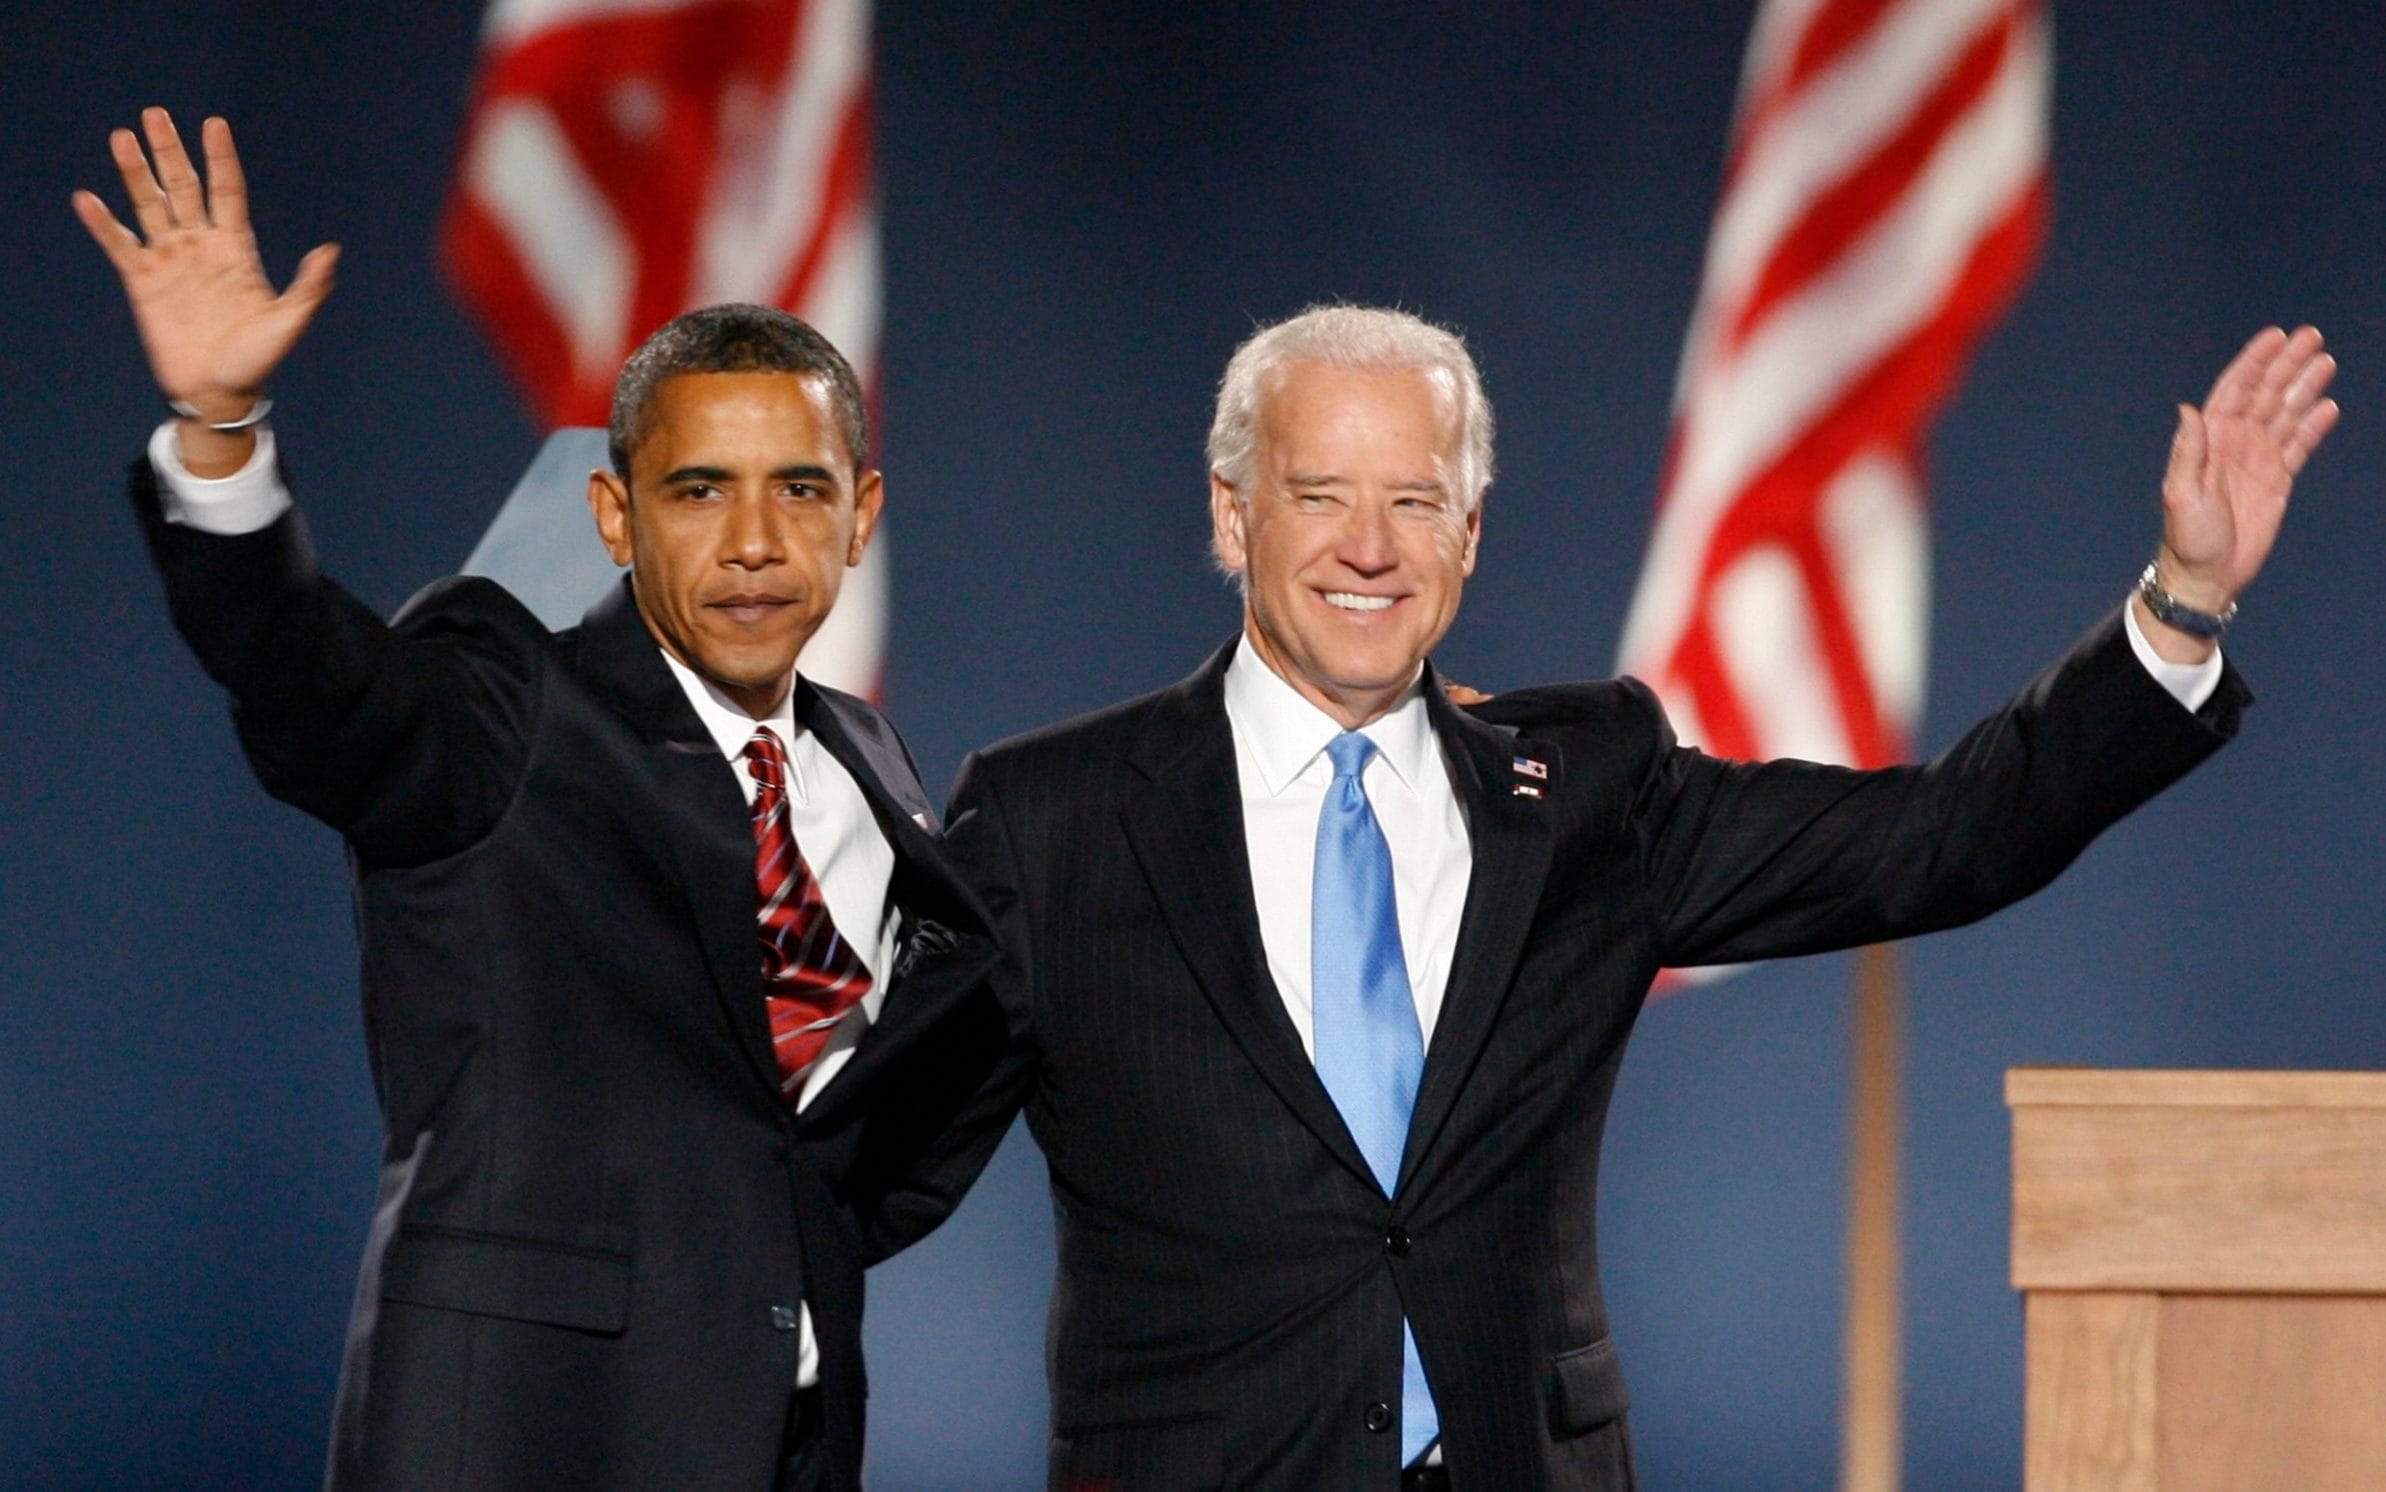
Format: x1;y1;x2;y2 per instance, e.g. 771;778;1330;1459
1364;1400;1394;1433
1383;1226;1412;1256
769;1304;801;1332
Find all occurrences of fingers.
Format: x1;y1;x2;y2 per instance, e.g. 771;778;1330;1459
142;106;208;230
2268;349;2336;448
2282;396;2341;477
110;124;172;237
202;116;248;232
2203;326;2286;420
91;109;249;257
2249;324;2321;425
2279;332;2336;412
70;188;144;272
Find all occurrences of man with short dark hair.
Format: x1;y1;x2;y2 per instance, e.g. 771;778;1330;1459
604;303;872;484
78;108;997;1492
893;303;2336;1489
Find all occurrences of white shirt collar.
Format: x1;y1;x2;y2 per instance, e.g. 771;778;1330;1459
657;649;807;803
1222;634;1435;799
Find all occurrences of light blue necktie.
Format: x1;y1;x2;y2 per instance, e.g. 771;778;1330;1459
1311;731;1438;1465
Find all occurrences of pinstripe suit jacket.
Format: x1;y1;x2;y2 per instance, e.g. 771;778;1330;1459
894;612;2244;1491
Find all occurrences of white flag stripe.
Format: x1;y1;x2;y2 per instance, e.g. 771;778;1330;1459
1617;14;2047;684
796;207;883;385
1818;449;1930;730
1711;546;1858;766
797;538;887;697
1732;0;1834;115
692;0;871;305
482;0;701;48
465;101;635;384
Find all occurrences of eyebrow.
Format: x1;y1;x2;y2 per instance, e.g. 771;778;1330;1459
1283;472;1448;495
658;463;840;486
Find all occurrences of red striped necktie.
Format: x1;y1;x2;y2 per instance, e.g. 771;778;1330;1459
741;726;874;1104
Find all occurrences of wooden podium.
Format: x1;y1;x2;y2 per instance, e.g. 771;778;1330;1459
2007;1069;2386;1491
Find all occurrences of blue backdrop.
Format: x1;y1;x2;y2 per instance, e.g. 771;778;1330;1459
5;3;2381;1487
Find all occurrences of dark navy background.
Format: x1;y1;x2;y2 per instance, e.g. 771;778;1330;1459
6;3;2381;1487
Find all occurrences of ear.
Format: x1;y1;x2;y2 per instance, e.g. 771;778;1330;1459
1209;470;1250;576
1459;502;1482;578
588;469;636;567
846;468;886;567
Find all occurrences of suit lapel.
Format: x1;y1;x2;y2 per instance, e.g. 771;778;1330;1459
572;581;786;1106
1397;667;1557;1194
1120;644;1380;1193
788;681;1000;1134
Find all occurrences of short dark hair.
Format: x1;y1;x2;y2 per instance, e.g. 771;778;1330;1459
607;303;870;479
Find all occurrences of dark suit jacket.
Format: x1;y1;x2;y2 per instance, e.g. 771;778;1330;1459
133;463;1002;1492
893;613;2247;1491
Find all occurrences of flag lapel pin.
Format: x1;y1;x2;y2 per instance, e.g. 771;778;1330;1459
1512;753;1549;798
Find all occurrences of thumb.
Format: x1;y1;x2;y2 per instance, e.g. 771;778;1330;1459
2162;403;2205;507
280;242;340;312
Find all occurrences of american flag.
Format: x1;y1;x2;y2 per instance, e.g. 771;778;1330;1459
1616;0;2050;774
442;0;886;696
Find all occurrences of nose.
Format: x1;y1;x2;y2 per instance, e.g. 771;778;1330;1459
722;490;787;570
1337;499;1399;574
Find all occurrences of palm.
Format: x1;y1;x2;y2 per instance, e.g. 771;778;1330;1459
74;110;336;412
2160;326;2338;604
123;220;308;400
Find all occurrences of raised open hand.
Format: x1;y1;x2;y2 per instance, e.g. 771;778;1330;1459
2156;325;2339;613
73;109;337;423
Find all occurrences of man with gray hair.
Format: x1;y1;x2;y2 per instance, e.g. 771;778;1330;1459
892;302;2334;1489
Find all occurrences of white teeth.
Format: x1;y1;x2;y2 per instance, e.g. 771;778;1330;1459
1324;592;1394;612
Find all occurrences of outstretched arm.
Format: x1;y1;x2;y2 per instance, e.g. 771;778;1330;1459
88;110;542;867
73;108;337;476
2136;325;2339;663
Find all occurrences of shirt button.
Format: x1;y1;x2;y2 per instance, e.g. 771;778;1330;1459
1383;1225;1412;1256
1364;1400;1394;1433
769;1304;801;1332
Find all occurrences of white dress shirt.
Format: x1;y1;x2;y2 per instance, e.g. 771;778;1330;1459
149;421;906;1391
1225;637;1475;1054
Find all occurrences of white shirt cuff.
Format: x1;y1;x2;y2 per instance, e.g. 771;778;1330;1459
2122;592;2224;713
148;419;292;535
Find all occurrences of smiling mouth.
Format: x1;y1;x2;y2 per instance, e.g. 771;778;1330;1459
1322;591;1396;613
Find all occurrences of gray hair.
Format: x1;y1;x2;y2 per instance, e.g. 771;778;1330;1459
1205;303;1496;510
608;303;869;480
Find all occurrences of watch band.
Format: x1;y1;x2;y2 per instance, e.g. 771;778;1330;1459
2137;561;2237;639
168;396;274;433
